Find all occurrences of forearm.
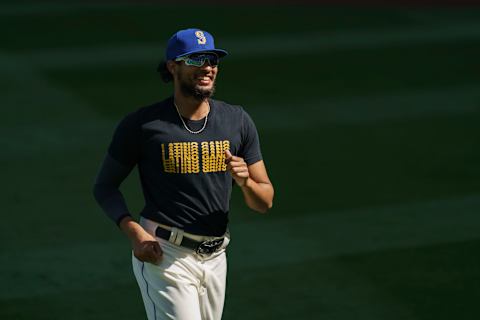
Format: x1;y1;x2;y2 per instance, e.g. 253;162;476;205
240;177;274;213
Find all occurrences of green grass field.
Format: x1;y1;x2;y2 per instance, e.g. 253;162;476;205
1;3;480;319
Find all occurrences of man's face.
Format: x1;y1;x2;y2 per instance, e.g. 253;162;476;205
171;54;219;100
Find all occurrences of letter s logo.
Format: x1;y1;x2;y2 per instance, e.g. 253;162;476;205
195;31;207;45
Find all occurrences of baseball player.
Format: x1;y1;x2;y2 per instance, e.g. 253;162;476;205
93;28;274;320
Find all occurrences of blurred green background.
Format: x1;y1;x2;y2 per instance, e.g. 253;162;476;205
1;2;480;319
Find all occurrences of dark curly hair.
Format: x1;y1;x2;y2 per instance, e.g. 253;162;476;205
156;61;174;83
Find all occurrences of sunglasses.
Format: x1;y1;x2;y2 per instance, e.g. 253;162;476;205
175;53;219;67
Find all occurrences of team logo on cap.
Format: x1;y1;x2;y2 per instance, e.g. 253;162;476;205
195;31;207;45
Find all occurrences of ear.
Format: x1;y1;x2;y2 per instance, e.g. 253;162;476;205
166;60;176;76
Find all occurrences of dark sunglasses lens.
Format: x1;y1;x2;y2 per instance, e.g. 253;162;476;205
190;54;218;66
206;54;218;66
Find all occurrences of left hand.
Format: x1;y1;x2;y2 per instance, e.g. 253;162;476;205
225;150;249;187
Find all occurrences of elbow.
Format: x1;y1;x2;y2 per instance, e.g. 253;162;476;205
256;200;273;214
246;184;274;214
263;188;274;213
265;200;273;213
259;189;274;213
92;183;104;204
93;183;111;205
268;200;273;211
92;184;100;202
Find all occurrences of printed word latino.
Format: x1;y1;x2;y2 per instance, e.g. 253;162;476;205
161;140;230;174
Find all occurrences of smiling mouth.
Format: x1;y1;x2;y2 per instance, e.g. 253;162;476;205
196;76;212;85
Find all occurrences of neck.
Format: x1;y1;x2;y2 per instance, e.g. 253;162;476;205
174;92;210;120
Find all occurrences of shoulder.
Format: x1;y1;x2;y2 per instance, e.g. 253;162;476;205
210;99;258;129
133;96;173;119
119;96;173;125
210;98;250;118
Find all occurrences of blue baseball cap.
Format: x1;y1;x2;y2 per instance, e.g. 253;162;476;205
165;28;228;60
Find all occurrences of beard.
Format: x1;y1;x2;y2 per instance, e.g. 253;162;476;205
178;73;216;101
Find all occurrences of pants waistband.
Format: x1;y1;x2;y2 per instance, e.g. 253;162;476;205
140;217;227;242
140;218;228;256
154;222;214;242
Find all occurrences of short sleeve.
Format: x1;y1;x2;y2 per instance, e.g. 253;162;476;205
107;111;141;167
238;109;263;165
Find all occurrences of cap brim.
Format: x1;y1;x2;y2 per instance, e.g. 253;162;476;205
175;48;228;59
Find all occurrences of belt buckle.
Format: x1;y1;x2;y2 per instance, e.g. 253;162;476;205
196;238;224;256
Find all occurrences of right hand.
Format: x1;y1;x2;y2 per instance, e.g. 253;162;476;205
132;231;163;265
119;217;163;265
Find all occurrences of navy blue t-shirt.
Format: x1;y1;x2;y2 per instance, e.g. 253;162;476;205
107;96;262;236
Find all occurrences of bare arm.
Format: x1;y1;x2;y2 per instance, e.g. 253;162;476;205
225;150;274;213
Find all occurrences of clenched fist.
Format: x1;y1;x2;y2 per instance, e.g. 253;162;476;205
225;150;249;187
130;227;163;265
119;217;163;265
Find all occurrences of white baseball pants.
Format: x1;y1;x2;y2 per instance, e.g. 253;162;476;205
132;218;229;320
